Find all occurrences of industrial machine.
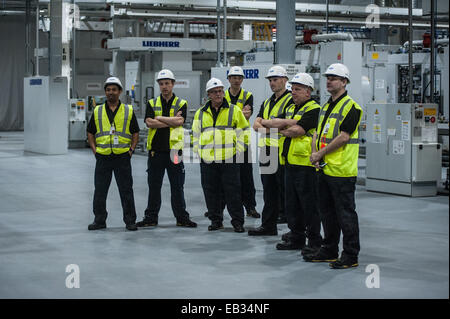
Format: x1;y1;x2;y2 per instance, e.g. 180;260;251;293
24;76;69;155
366;103;441;196
68;98;87;148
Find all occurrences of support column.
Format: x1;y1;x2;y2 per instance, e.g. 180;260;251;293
275;0;295;64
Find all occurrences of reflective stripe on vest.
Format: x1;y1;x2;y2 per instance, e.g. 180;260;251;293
225;89;252;110
279;100;320;167
146;96;186;151
258;93;292;148
317;96;363;177
95;103;133;155
196;104;238;161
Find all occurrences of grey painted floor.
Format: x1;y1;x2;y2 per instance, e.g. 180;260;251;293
0;131;448;299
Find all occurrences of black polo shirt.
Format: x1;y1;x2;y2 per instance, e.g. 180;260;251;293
257;89;292;119
227;88;253;113
280;98;320;158
87;100;140;135
145;94;187;153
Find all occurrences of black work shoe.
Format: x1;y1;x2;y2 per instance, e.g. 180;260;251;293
208;222;224;231
329;257;359;269
136;219;158;227
248;226;278;236
176;219;197;228
281;231;292;242
301;244;321;256
126;224;138;231
88;223;106;230
233;224;245;233
276;215;287;224
246;209;261;218
303;249;338;262
276;241;304;250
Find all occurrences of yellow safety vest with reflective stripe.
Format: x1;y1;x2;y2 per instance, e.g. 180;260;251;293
94;103;133;155
146;96;187;151
316;95;362;177
224;88;253;145
224;88;252;111
279;100;320;167
192;101;250;162
258;92;292;147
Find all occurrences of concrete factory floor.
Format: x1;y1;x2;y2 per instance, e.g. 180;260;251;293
0;131;448;299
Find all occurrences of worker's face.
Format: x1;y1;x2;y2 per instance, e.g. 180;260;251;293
228;75;243;91
208;87;225;105
268;77;287;94
291;83;311;105
105;85;122;103
158;79;175;97
326;76;347;95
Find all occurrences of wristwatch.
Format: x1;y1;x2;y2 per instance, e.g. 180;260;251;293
129;148;135;154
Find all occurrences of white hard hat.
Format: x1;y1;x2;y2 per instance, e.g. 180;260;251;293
157;69;176;81
289;72;315;91
206;78;224;92
228;66;245;77
323;63;350;83
265;65;287;78
104;76;123;90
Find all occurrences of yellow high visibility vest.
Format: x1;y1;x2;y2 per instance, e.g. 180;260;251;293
146;95;187;151
192;101;250;162
224;88;253;142
94;103;133;155
279;100;320;167
316;95;363;177
224;88;252;111
258;92;292;147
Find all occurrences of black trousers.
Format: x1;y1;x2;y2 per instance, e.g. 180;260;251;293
144;152;189;221
200;162;244;226
93;153;137;225
317;172;360;259
213;149;257;213
285;164;322;246
234;149;257;211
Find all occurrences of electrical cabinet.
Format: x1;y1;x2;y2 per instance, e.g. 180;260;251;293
366;103;441;196
69;98;87;148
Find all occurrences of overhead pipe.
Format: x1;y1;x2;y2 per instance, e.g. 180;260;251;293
325;0;329;34
403;38;449;48
296;32;354;43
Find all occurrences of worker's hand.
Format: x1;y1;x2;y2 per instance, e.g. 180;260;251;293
242;107;251;119
176;111;182;117
310;151;322;165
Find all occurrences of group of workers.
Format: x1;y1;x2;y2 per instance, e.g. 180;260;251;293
86;62;362;270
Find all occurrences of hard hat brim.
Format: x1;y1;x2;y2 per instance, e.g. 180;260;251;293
323;73;350;84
